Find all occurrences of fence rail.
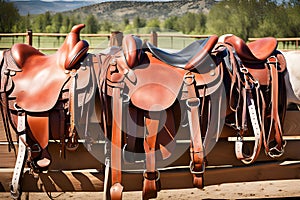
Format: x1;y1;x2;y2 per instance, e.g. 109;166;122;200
249;37;300;50
1;31;299;53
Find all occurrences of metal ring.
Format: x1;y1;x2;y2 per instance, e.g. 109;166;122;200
186;97;200;108
122;93;130;103
240;67;248;74
13;103;23;112
143;170;160;182
189;161;205;174
183;72;195;85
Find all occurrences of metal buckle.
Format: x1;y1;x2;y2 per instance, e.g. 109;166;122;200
122;93;130;103
186;97;200;108
267;56;278;64
13;103;23;112
240;66;248;74
189;161;205;174
30;144;41;153
143;170;160;182
184;72;195;86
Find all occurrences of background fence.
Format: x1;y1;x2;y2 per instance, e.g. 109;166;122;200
0;31;299;54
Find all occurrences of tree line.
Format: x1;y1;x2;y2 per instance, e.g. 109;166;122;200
1;0;299;40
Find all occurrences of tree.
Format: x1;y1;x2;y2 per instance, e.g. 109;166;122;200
286;1;300;37
163;16;179;31
146;18;161;32
0;0;20;32
12;13;31;32
100;20;112;33
133;16;146;29
52;13;63;33
206;0;280;40
84;14;99;33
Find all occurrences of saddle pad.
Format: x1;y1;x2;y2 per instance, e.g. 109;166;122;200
125;52;186;112
10;53;69;112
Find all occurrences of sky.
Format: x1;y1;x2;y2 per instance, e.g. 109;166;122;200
9;0;174;1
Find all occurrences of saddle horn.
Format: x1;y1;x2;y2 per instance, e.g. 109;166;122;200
58;24;89;70
122;35;144;68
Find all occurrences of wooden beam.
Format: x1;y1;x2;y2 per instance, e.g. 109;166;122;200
1;161;300;192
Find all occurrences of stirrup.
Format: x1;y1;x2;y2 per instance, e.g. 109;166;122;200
29;147;52;173
267;141;286;158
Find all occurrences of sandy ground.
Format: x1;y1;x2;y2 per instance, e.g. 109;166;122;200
1;179;300;199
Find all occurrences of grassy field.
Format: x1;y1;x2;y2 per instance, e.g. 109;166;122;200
0;34;299;55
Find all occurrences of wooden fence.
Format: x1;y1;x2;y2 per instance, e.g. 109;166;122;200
1;30;300;198
1;31;299;52
1;111;300;194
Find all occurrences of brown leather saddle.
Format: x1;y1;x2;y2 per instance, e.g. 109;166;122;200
5;24;89;112
217;34;287;164
0;24;91;175
100;34;226;199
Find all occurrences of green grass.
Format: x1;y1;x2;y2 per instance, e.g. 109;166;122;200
0;34;299;55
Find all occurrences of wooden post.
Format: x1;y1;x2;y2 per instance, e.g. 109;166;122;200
150;31;158;47
109;31;123;47
26;29;32;46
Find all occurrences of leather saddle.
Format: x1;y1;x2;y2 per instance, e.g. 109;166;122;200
102;34;226;199
120;34;221;111
217;34;287;165
220;34;286;85
5;24;89;112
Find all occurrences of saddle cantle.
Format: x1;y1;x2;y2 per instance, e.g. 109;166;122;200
7;24;89;112
146;35;218;70
220;34;285;85
220;34;278;63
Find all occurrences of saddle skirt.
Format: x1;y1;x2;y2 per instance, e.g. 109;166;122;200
4;24;89;112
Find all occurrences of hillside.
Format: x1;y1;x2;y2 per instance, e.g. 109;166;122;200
66;0;215;22
8;0;97;16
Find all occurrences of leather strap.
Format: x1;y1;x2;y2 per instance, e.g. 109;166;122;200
235;76;264;164
183;72;204;189
219;43;265;164
143;113;160;200
10;134;27;199
10;109;27;199
0;51;15;153
110;72;125;200
265;57;285;157
66;69;79;151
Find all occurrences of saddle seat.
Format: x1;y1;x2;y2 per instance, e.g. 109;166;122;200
117;35;222;111
146;35;218;70
221;34;277;63
8;24;89;112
